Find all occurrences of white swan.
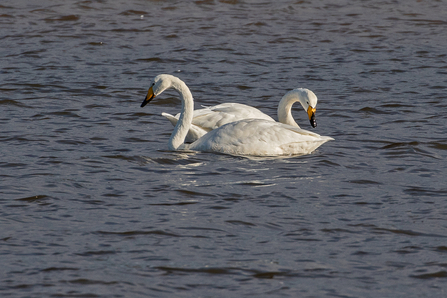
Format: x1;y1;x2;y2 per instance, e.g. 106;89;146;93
141;74;333;156
162;87;319;142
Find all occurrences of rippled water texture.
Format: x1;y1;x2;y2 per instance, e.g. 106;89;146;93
1;0;447;297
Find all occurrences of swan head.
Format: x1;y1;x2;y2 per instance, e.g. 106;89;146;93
296;88;318;128
278;88;318;128
141;74;178;107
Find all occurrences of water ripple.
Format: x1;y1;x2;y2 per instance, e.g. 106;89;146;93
2;0;447;297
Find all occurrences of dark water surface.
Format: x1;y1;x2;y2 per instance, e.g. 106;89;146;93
1;0;447;297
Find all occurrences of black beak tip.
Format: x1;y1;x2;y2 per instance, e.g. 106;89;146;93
140;96;150;108
310;114;317;128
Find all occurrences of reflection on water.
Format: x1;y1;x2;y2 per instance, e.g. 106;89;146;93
1;0;447;297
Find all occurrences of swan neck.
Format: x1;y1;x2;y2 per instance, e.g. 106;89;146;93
169;80;194;150
277;92;301;127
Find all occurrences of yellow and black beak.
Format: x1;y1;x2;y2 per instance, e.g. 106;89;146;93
307;106;317;128
140;86;155;107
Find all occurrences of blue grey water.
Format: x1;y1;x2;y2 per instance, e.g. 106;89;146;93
1;0;447;297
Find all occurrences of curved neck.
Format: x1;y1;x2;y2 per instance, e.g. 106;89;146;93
277;91;304;127
168;79;194;150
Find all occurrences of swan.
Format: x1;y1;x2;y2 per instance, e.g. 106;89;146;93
141;74;333;156
162;87;319;143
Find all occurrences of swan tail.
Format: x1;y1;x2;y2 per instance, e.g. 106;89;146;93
161;112;178;127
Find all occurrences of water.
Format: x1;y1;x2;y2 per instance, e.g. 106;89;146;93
1;0;447;297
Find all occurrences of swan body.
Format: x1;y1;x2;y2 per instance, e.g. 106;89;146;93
141;74;333;156
162;87;319;143
188;119;333;156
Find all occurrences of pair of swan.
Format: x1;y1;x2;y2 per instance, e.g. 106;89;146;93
140;74;333;156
